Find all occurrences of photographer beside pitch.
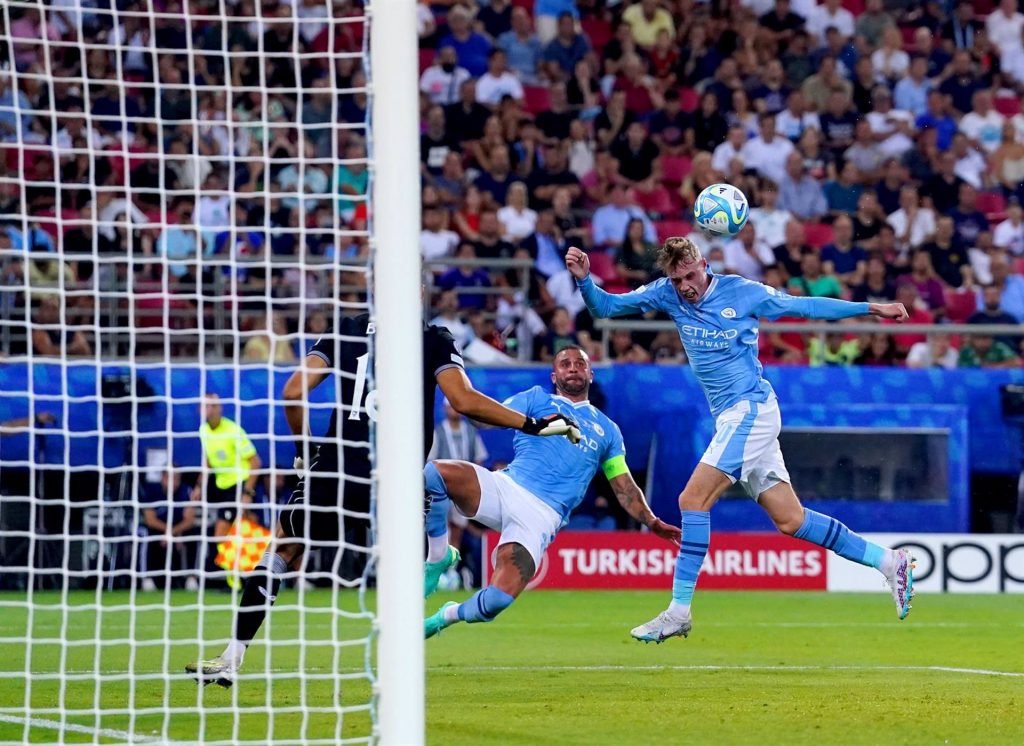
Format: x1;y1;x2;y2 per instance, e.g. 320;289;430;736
565;238;917;644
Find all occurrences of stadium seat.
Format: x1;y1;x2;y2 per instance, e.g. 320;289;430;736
899;26;916;50
418;48;434;73
655;219;692;243
994;96;1021;117
841;0;865;13
659;154;693;188
580;17;612;56
1015;257;1024;276
678;87;700;113
976;191;1007;221
586;250;631;294
944;288;978;323
632;185;674;218
803;222;834;249
522;85;551;116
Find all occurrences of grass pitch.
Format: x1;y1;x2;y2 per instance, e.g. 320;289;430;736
0;589;1020;744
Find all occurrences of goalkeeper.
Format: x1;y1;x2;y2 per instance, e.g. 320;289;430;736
188;312;580;687
423;346;681;638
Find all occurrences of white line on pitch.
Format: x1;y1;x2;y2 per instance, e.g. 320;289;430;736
436;664;1024;678
0;713;168;744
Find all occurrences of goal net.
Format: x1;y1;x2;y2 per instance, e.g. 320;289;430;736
0;0;421;743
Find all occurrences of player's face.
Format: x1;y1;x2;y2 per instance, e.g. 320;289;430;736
667;259;710;303
551;349;592;398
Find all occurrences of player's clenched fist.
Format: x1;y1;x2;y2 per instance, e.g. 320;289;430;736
521;413;583;444
565;246;590;280
869;302;909;321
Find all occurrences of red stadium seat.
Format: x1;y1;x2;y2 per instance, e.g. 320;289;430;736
418;48;435;73
842;0;865;14
654;219;692;243
632;185;674;217
586;250;631;293
803;222;834;249
580;17;612;56
976;191;1007;220
678;87;700;113
944;288;977;323
1014;257;1024;276
659;154;692;188
522;85;551;115
994;96;1021;117
899;26;916;50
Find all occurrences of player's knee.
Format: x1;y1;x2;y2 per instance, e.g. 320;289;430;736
459;586;515;624
278;506;304;541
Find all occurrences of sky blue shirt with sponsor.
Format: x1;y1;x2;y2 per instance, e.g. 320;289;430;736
501;386;628;524
577;272;870;417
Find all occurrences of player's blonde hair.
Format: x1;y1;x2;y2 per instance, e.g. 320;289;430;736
657;236;703;273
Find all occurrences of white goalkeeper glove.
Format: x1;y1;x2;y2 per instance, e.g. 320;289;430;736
521;414;582;444
293;456;305;471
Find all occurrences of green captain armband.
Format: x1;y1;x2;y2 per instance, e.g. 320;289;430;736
601;455;629;480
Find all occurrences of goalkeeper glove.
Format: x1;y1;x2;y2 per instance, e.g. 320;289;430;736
521;414;582;444
293;456;304;471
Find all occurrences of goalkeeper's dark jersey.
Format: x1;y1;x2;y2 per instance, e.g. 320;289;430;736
306;313;466;477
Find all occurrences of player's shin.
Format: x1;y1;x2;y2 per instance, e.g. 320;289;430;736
794;509;889;572
424;462;451;562
669;510;710;617
227;550;288;666
456;586;515;624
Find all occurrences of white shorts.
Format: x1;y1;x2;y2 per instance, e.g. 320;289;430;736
700;396;791;500
463;463;562;570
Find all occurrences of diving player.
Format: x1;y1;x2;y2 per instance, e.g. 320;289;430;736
423;345;681;638
565;238;916;644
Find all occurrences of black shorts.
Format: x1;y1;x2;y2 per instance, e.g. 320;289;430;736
280;459;370;544
207;480;241;525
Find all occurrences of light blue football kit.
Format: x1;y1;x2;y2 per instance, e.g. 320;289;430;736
424;385;631;630
576;270;894;620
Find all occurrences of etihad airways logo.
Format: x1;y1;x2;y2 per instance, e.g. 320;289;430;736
680;326;738;340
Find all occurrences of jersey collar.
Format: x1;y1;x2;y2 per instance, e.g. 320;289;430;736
553;394;591;407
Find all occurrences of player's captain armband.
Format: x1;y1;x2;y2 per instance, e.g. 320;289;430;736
601;455;629;480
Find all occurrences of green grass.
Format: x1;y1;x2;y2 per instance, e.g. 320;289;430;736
0;590;1021;744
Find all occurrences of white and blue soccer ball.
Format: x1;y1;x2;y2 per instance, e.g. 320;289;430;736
693;183;749;238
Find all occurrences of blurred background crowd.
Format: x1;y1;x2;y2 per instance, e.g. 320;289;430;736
1;0;1023;368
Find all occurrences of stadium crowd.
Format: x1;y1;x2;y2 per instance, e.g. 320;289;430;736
0;0;1023;368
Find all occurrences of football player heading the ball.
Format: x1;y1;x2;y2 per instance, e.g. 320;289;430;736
565;237;915;644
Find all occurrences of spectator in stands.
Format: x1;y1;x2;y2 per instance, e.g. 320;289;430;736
819;90;857;162
438;242;492;310
622;0;675;51
851;190;884;249
521;210;566;279
498;7;543;85
987;0;1024;64
899;250;947;317
542;11;590;81
420;205;461;264
429;289;474;349
844;119;886;183
872;26;909;85
970;284;1021;349
140;467;199;591
941;1;982;53
476;0;513;40
906;334;960;370
893;55;931;119
948;184;990;258
474;144;516;206
615;218;660;289
497;182;537;243
608;328;651;364
740;113;794;187
474;209;516;261
420;46;471;107
821;214;867;287
536;306;579;362
960;90;1005;155
824;162;864;217
156;198;199;280
591;182;656;251
611;122;660;186
772;219;811;280
855;332;899;367
924;152;965;217
440;5;492;78
776;90;820;143
888;185;936;254
991;123;1024;196
788;249;843;298
551;186;587;247
778;151;827;221
855;0;895;50
949;132;987;191
723;223;774;282
813;26;857;79
802;56;853;113
807;329;860;367
994;199;1024;256
916;91;957;155
445;79;491;143
711;124;747;175
958;333;1022;369
852;254;897;303
476;49;525;108
988;253;1024;322
807;0;855;47
30;295;91;357
939;49;982;116
242;312;297;365
866;89;915;160
748;180;791;249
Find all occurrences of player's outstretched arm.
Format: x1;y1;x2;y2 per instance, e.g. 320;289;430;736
607;471;681;547
282;355;332;467
756;287;909;322
565;245;660;319
437;368;581;442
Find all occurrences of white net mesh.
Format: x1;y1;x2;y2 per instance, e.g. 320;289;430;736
0;0;379;742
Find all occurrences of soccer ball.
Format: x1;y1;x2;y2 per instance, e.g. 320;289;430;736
693;183;749;238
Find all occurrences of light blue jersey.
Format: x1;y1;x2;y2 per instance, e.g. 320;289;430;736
577;272;870;416
502;386;628;523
